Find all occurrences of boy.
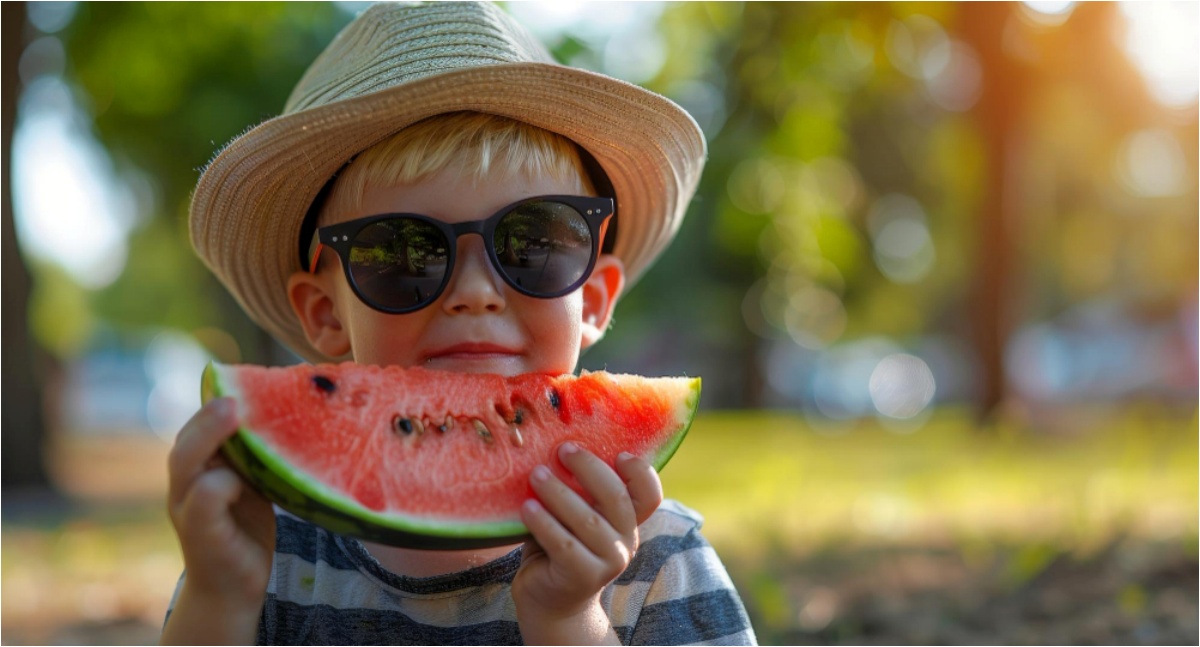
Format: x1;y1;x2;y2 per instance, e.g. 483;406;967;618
164;3;755;645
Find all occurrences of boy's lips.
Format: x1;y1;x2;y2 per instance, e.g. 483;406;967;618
422;342;523;362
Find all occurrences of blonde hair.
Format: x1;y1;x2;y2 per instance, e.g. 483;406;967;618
320;112;595;222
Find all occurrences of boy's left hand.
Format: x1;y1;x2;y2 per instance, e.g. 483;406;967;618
512;442;663;642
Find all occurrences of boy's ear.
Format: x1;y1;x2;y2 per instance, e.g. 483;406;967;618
286;270;352;358
580;255;625;349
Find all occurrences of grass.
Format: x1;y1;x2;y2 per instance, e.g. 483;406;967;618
664;404;1197;555
662;404;1198;644
2;403;1196;644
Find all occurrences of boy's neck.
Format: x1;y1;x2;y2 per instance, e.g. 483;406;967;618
360;541;522;579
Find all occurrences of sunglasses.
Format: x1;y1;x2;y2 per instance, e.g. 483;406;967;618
308;195;614;314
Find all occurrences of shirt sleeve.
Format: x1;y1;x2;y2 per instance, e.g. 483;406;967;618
626;526;758;646
162;571;186;629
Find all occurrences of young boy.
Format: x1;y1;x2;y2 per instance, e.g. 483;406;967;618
164;3;755;645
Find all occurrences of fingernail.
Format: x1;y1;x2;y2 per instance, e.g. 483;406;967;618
617;451;634;462
532;465;551;483
523;499;542;514
560;441;579;456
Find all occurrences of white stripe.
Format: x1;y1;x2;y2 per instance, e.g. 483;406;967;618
270;551;517;626
600;580;653;628
643;499;705;536
642;544;738;606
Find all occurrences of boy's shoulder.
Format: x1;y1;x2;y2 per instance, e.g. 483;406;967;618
641;498;706;538
617;498;712;584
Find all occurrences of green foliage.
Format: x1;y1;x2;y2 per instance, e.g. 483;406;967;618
90;217;216;332
26;1;1196;402
53;2;351;352
29;261;95;358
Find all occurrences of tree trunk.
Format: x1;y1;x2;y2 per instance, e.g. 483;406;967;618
959;2;1026;420
2;1;56;493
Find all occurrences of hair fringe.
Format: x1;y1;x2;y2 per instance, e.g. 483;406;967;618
321;112;594;221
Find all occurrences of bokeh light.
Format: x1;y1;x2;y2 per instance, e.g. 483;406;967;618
12;77;135;289
1116;128;1190;197
144;332;212;441
1118;1;1199;108
1020;1;1077;27
869;353;937;420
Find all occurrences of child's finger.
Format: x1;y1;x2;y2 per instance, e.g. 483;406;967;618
520;498;605;574
529;464;627;563
557;443;637;535
168;399;238;509
177;465;245;546
615;453;663;526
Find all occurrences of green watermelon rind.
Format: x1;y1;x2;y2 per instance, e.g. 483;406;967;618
651;376;700;472
202;362;701;550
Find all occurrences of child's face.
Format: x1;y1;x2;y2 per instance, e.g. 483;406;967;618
287;165;624;377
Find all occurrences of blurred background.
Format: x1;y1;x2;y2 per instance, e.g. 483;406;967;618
2;1;1196;644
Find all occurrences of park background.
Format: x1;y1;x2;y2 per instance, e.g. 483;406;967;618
2;1;1196;644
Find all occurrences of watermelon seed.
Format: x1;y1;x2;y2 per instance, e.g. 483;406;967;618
513;409;524;425
312;375;336;394
393;416;414;435
440;415;455;432
548;388;561;410
472;419;494;444
510;426;524;448
413;418;426;435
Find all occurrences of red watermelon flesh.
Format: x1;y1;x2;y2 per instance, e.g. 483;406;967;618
203;362;700;549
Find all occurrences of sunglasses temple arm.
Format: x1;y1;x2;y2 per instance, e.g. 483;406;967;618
308;240;326;274
598;215;613;252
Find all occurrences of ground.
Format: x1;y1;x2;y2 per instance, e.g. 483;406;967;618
2;405;1196;645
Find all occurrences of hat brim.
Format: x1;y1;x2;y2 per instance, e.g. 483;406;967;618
190;61;705;363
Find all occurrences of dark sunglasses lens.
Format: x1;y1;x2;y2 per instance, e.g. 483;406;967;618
348;219;449;311
493;201;593;295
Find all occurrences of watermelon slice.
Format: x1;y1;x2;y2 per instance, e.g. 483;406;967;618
202;362;700;549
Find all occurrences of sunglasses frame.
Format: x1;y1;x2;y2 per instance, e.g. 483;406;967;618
309;195;614;314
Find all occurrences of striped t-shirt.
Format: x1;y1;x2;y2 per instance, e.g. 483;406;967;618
167;499;756;645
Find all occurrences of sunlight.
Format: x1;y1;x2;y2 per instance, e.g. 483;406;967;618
1118;1;1199;108
12;77;133;289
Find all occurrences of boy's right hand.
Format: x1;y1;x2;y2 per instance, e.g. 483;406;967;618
166;397;275;609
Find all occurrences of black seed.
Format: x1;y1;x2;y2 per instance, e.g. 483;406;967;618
513;409;524;425
392;416;414;435
312;375;336;394
549;388;561;410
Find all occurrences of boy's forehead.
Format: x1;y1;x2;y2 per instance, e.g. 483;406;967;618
321;165;589;225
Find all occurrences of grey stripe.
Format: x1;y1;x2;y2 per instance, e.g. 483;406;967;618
339;535;523;595
275;513;362;571
692;629;759;646
261;595;524;645
630;589;753;646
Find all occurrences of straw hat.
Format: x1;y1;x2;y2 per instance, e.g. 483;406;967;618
189;1;706;363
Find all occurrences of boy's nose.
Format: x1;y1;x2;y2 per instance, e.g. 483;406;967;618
441;235;506;314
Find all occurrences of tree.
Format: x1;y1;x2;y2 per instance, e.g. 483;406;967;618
2;1;55;492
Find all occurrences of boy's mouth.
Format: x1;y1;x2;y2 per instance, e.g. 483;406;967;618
422;342;523;363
